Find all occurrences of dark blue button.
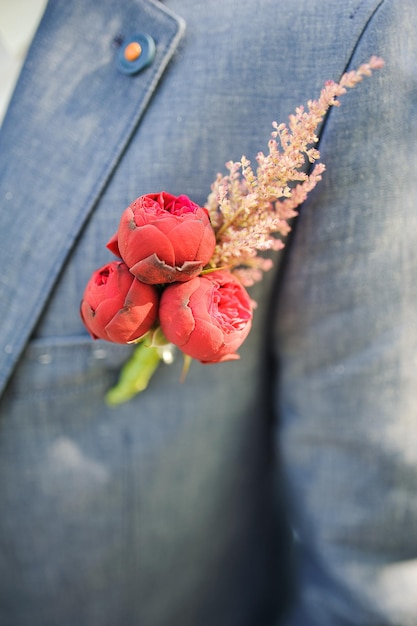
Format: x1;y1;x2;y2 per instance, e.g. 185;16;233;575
117;33;156;75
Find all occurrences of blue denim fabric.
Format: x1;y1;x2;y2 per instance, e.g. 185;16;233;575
0;0;416;625
275;2;417;624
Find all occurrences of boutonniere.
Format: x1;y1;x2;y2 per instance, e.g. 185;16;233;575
80;57;383;404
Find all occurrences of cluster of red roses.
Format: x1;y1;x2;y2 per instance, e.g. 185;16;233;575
80;192;253;363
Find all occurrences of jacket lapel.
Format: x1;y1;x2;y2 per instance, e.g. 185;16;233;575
0;0;185;396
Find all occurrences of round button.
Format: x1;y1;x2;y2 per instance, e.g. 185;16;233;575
124;42;142;62
117;33;156;75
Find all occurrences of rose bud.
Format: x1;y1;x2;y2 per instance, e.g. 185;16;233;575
110;191;216;284
80;261;159;343
159;270;253;363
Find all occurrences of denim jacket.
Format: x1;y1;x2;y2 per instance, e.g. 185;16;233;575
0;1;416;625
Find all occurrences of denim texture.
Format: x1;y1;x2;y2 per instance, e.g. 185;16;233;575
276;2;417;624
0;1;416;625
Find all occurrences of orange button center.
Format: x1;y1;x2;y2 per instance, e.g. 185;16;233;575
124;42;142;62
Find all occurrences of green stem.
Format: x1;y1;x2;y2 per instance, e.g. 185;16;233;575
105;343;162;406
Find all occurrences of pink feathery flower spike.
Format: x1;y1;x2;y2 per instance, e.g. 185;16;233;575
206;56;384;287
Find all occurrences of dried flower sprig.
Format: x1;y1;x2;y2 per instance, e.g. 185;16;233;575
207;56;384;286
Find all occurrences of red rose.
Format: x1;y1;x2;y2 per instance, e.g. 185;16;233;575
80;261;159;343
159;270;253;363
108;191;216;284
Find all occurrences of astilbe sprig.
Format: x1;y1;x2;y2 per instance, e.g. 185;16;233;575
206;56;384;287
